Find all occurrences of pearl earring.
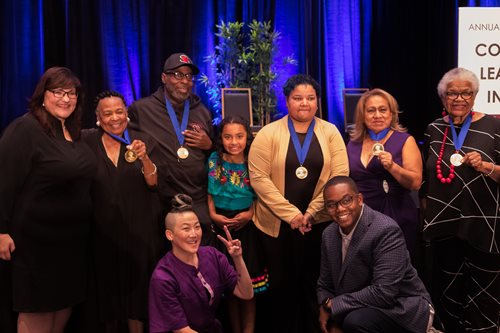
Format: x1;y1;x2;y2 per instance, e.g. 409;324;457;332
127;117;131;123
96;120;101;127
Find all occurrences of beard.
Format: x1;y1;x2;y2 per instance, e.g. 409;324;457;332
165;84;191;106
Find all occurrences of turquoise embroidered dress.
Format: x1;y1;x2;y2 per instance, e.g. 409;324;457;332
208;152;255;210
207;151;268;294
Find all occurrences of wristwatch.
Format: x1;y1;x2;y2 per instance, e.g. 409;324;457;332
321;297;332;312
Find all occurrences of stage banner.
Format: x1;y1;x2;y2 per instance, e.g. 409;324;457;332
458;7;500;115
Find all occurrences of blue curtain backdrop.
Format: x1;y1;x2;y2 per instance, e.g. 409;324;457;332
1;0;500;138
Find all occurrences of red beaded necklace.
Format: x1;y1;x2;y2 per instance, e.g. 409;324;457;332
436;127;455;183
436;112;474;183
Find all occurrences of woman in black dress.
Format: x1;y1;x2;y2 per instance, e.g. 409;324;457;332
84;91;163;333
421;67;500;332
0;67;96;333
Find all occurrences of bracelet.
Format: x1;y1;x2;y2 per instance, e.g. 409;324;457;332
141;163;157;177
485;162;495;177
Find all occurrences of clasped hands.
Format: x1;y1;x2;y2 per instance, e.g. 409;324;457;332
213;209;252;231
290;212;314;235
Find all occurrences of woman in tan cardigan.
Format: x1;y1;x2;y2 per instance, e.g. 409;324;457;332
248;74;349;333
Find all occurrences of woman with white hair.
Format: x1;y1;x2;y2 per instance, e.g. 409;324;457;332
421;67;500;332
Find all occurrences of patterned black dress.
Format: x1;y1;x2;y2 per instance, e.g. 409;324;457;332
421;115;500;332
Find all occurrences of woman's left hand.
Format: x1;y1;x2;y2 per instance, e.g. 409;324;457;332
377;151;394;170
127;139;149;161
461;151;483;172
232;210;253;231
217;226;243;257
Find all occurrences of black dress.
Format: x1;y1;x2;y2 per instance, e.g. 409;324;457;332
422;115;500;332
0;113;96;312
82;129;164;322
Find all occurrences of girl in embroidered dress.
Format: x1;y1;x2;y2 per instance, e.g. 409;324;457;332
207;116;268;333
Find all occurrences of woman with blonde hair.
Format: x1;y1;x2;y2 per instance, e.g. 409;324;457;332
347;88;422;259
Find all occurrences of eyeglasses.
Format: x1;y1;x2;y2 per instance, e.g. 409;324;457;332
325;194;357;210
445;91;474;100
49;89;78;99
165;71;195;81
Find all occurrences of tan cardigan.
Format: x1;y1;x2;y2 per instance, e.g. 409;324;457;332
248;115;349;237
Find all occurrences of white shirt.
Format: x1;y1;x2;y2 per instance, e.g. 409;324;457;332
339;204;364;262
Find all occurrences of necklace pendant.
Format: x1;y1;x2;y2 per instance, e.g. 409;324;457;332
449;152;463;167
124;149;137;163
177;146;189;159
372;142;384;156
296;166;308;179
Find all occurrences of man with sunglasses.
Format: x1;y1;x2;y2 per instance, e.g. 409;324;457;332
317;176;440;333
128;53;215;245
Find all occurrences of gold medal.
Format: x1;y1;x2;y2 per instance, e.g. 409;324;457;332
177;146;189;159
295;166;308;179
372;142;384;156
450;153;463;167
124;149;137;163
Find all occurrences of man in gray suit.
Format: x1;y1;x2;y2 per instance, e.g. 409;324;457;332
317;176;436;333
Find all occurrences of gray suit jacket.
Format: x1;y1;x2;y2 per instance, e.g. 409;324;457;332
317;205;432;333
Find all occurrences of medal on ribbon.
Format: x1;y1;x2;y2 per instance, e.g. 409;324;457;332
288;117;315;180
105;129;136;163
164;93;190;160
448;112;473;167
368;128;390;156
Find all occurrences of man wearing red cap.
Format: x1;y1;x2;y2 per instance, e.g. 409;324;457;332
128;53;215;245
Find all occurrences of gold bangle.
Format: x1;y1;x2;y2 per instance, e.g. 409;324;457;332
141;163;157;177
485;162;495;177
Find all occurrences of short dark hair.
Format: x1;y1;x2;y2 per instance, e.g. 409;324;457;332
283;74;321;99
323;176;359;194
93;90;126;112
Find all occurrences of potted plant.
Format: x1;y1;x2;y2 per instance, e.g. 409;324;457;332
199;20;296;125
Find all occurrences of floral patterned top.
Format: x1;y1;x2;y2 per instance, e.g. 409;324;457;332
207;151;256;211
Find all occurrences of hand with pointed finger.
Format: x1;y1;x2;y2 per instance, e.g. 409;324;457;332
217;225;243;257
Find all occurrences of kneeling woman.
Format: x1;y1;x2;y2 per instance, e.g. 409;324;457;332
149;194;253;333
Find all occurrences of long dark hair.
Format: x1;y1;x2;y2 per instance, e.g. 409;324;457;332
215;116;253;167
29;67;83;139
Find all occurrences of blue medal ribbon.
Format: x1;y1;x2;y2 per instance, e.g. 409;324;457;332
288;117;315;166
367;127;390;141
106;128;132;146
448;112;472;152
164;93;190;146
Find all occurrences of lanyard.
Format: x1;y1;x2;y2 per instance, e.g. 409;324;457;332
105;128;132;145
367;127;390;141
448;113;472;152
164;94;190;146
288;117;315;166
